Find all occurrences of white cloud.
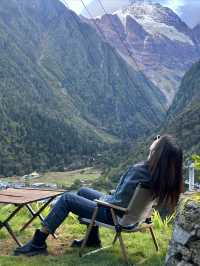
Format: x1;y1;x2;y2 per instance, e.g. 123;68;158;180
166;0;185;12
165;0;200;27
153;0;200;26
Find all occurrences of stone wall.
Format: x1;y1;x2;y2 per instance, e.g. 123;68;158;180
165;192;200;266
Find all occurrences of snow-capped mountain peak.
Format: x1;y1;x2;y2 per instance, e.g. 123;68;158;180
115;2;194;45
87;1;200;106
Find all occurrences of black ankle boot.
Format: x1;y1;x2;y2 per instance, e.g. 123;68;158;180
14;229;48;256
71;238;102;248
71;226;101;248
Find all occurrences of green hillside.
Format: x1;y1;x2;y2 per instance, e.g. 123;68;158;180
101;61;200;186
0;0;166;176
164;60;200;154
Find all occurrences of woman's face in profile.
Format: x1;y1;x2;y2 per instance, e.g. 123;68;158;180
148;136;160;159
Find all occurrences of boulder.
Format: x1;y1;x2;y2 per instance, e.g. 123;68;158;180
165;192;200;266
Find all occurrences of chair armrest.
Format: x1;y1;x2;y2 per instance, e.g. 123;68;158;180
94;199;127;212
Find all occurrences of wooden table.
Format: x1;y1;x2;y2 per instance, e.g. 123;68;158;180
0;188;64;246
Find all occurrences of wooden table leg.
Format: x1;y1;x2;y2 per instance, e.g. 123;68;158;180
0;205;23;228
4;222;22;247
20;197;55;232
0;205;23;247
26;204;44;223
24;203;57;239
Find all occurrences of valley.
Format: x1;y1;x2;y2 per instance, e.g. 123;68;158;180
0;167;102;189
0;0;166;177
0;1;200;265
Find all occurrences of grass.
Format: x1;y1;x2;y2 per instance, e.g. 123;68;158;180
37;168;102;187
0;205;172;266
178;191;200;216
0;168;173;265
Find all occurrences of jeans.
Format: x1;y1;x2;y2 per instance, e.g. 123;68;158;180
43;187;113;234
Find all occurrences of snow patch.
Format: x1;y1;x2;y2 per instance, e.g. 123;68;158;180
115;4;194;46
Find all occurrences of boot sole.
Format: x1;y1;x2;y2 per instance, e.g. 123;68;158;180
14;249;48;257
71;242;102;248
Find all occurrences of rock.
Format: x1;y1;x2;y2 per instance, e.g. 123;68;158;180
177;262;194;266
165;192;200;266
189;241;200;265
181;246;192;261
195;227;200;238
173;224;193;245
177;200;200;232
165;256;181;266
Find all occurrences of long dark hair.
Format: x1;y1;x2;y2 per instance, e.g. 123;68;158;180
147;135;184;209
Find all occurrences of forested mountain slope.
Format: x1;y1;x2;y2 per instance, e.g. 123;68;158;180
102;61;200;187
0;0;165;176
164;60;200;153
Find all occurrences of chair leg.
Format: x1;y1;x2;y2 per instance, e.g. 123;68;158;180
110;208;129;264
112;232;118;246
79;206;99;257
149;227;159;251
118;232;129;264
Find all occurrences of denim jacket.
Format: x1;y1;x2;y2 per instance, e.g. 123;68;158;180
101;161;152;208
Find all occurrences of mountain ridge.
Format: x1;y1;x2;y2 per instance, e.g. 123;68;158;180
0;0;165;176
193;23;200;46
164;60;200;153
87;1;200;106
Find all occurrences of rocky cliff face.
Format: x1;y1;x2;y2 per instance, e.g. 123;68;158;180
193;24;200;46
89;2;200;106
165;192;200;266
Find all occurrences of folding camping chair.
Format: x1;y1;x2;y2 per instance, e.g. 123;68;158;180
79;184;159;264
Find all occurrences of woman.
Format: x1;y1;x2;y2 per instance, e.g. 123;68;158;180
14;134;184;256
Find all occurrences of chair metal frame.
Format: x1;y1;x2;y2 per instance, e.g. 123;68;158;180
79;185;159;264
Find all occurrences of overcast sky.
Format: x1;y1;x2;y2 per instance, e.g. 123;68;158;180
61;0;93;14
61;0;200;27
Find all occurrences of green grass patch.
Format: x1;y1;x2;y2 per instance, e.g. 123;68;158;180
0;206;171;266
0;168;102;188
